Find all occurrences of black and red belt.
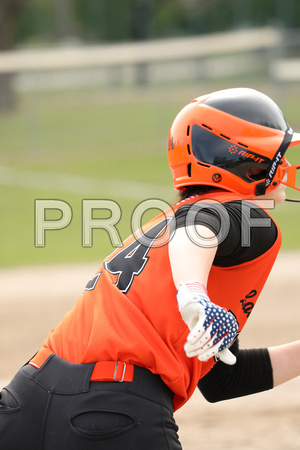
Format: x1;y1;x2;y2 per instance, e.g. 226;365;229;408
29;347;134;383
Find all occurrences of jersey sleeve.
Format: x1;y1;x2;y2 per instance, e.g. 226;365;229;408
175;200;278;267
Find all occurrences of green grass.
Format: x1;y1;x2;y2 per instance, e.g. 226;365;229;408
0;86;180;266
1;83;300;267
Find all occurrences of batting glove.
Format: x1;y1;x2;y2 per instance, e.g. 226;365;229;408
177;281;238;365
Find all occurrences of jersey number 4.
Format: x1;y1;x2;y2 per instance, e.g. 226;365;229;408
104;217;171;293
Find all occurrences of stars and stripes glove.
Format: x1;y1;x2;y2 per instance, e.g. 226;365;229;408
177;281;238;365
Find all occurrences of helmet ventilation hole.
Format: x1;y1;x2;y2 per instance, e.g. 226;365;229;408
187;163;192;177
197;161;210;168
187;144;191;155
200;123;249;149
202;123;213;131
220;133;230;140
187;125;190;136
237;142;248;148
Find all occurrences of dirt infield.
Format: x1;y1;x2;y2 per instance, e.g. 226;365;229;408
1;252;300;449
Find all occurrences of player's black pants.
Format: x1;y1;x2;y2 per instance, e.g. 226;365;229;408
0;354;182;449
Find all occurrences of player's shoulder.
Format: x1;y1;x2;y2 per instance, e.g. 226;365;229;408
174;196;274;224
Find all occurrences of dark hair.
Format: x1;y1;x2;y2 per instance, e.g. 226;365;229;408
178;185;225;201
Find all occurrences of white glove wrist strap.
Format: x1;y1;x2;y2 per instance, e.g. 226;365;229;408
177;280;209;311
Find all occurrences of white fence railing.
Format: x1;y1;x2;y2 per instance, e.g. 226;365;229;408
1;26;299;92
0;27;281;73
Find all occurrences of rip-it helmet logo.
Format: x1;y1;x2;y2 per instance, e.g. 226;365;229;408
212;173;222;183
228;144;266;163
228;145;238;154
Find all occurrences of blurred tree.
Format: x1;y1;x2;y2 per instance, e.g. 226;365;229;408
13;0;300;47
152;0;188;37
131;0;153;85
53;0;78;43
73;0;106;42
131;0;151;40
98;0;132;42
16;0;56;45
1;0;300;113
0;0;27;112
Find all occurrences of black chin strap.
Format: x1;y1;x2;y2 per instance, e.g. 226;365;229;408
255;127;293;196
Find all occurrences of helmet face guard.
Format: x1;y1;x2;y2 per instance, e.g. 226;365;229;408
283;165;300;190
168;88;300;199
277;132;300;197
255;126;293;196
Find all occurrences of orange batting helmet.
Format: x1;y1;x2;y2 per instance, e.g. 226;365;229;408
168;88;300;197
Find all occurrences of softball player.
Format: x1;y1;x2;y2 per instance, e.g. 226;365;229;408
1;87;300;449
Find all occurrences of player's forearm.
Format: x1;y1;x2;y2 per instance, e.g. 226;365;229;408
169;225;218;289
198;340;273;402
268;341;300;387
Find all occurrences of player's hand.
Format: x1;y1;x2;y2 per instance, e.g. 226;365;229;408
182;298;238;364
177;282;238;365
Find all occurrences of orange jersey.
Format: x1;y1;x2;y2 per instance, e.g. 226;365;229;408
44;191;281;411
